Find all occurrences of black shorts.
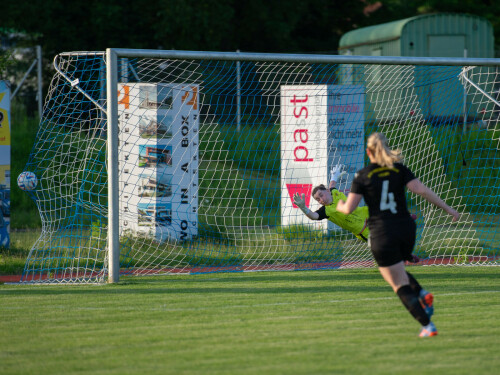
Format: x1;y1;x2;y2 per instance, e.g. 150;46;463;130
368;217;416;267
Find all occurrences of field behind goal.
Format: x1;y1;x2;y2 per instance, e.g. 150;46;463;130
17;50;500;283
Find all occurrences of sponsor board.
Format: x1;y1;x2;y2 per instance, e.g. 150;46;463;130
118;83;198;241
281;85;365;231
280;85;328;230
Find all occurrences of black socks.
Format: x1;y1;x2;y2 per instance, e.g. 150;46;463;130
396;285;430;326
406;271;423;295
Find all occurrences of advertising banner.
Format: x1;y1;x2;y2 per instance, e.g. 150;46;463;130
280;85;328;230
327;85;365;194
118;83;198;241
281;84;365;232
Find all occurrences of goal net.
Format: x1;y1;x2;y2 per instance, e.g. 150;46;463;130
19;51;500;283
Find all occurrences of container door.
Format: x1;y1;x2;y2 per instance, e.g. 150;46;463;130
428;35;465;121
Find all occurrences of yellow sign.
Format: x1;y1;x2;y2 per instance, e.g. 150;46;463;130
0;91;11;146
0;82;10;247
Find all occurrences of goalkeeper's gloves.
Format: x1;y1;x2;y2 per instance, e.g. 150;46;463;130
330;164;347;182
293;193;311;215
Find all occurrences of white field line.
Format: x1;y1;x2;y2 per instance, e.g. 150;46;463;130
0;289;498;312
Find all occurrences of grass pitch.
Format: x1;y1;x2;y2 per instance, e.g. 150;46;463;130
1;267;499;375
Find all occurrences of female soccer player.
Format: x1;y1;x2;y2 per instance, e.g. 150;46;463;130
293;164;370;242
336;132;460;337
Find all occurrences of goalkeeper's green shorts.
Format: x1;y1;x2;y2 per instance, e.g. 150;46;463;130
355;220;369;242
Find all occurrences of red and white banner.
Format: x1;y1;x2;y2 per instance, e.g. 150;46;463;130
280;85;328;229
281;84;365;231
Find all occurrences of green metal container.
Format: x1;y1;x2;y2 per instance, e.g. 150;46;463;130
339;13;493;58
338;14;495;123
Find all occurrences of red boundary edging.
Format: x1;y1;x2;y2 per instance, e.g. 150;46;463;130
0;275;22;283
2;256;498;283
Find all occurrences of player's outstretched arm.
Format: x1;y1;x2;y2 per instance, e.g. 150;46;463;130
293;193;319;220
406;179;460;222
336;192;363;215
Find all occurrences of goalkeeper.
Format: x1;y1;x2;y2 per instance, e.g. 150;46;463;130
293;165;370;242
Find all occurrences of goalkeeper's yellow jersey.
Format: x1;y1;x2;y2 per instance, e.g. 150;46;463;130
315;188;369;241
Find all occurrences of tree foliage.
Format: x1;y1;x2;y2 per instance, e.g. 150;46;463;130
2;0;500;57
1;0;500;104
0;50;13;75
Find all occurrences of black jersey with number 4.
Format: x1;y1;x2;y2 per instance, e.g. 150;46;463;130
350;163;416;225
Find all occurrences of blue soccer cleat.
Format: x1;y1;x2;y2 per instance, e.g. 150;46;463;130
419;322;438;337
419;290;434;318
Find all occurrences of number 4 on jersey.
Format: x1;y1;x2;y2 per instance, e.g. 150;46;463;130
380;180;397;214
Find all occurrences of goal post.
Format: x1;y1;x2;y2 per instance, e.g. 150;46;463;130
18;49;500;283
106;48;120;283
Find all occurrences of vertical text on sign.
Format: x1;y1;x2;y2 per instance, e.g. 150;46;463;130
117;83;198;241
327;85;365;190
291;93;312;162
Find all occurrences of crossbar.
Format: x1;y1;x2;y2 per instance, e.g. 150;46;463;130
105;48;500;67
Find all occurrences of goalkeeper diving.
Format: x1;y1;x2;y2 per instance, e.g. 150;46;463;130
293;164;370;242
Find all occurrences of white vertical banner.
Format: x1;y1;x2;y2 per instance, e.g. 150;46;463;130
167;85;199;241
327;85;365;194
280;85;328;229
327;85;365;231
117;83;198;241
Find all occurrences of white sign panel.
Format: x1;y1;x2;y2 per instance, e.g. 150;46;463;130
280;85;328;229
327;85;365;194
118;83;198;241
281;85;365;231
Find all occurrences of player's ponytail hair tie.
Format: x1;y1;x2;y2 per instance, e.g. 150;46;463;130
367;132;403;168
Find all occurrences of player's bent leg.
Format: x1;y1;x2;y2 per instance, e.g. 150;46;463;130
396;285;431;327
378;263;436;336
378;261;409;292
406;272;434;318
406;271;422;294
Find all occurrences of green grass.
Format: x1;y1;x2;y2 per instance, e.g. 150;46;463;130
0;229;40;274
2;219;500;276
1;267;499;374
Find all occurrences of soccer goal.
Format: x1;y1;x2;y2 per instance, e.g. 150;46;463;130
19;49;500;283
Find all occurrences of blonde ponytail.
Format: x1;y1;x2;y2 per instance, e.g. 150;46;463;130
367;132;402;168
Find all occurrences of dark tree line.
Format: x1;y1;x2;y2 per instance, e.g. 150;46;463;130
2;0;500;58
1;0;499;114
